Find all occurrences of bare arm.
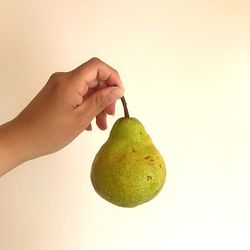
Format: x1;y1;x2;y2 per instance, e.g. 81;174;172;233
0;58;124;177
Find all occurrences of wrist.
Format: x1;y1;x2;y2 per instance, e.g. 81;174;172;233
0;119;30;176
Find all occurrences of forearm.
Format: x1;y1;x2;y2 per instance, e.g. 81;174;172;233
0;58;124;177
0;120;28;176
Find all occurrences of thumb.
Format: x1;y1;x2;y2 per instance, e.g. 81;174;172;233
79;86;124;120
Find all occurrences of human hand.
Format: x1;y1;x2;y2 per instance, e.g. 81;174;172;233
0;57;124;175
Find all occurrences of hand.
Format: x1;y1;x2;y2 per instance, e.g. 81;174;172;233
0;57;124;176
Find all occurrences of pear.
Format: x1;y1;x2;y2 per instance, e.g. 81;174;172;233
91;97;166;207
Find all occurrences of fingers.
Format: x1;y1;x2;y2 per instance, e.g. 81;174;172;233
96;111;107;130
84;104;115;131
84;107;114;131
83;103;115;131
86;123;92;131
69;57;124;94
76;86;124;129
104;102;116;115
70;57;125;131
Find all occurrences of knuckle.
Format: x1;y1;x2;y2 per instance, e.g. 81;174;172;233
50;72;67;84
90;57;100;62
49;72;68;91
50;72;63;80
89;57;101;65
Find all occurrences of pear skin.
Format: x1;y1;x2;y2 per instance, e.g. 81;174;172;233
91;117;166;207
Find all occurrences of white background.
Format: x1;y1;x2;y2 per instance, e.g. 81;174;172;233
0;1;250;249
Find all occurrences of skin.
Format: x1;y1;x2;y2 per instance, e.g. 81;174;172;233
0;57;124;177
91;118;166;207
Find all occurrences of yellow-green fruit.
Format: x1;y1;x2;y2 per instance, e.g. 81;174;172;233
91;117;166;207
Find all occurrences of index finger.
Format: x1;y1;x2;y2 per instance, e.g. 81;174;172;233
69;57;124;95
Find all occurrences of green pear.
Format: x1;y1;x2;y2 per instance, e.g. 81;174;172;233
91;97;166;207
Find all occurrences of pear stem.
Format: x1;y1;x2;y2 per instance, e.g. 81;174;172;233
121;96;130;118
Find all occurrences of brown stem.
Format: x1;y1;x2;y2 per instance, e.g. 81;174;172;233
121;96;130;118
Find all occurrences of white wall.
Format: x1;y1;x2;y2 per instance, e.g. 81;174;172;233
0;1;250;249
